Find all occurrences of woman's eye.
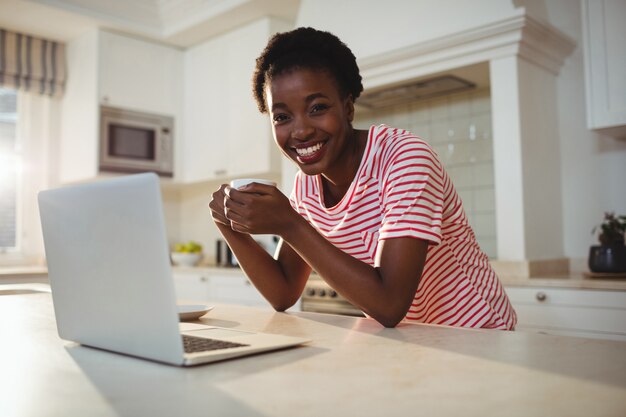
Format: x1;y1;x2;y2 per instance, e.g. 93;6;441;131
310;103;329;114
272;113;290;124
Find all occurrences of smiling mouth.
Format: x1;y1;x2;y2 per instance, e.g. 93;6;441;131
295;142;323;157
292;141;327;164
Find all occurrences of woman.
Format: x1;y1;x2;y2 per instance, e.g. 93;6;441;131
209;27;516;329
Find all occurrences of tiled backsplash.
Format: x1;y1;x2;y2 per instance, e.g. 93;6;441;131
354;88;497;258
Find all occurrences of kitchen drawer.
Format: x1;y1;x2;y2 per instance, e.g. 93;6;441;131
505;286;626;341
173;270;268;307
172;272;211;303
210;275;268;307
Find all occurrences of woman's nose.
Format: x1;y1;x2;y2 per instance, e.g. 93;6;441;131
291;118;315;141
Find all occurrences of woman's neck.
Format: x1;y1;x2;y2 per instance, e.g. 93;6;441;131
321;128;368;207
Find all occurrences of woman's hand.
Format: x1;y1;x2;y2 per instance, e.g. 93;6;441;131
208;184;231;227
223;183;295;235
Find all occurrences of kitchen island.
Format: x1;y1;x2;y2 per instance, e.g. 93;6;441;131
1;293;625;417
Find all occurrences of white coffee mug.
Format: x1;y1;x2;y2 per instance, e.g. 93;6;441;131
230;178;277;189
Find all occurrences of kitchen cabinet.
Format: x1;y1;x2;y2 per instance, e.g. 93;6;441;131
210;275;268;307
180;18;288;182
581;0;626;137
99;31;182;116
59;29;183;184
173;271;211;302
173;269;269;308
505;286;626;341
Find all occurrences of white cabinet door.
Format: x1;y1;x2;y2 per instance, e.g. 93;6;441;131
582;0;626;136
210;274;269;308
506;286;626;341
222;23;280;179
173;269;269;307
99;31;183;116
172;272;211;303
182;40;228;181
181;18;286;183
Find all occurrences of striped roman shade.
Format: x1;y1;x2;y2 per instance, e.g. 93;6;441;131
0;29;66;98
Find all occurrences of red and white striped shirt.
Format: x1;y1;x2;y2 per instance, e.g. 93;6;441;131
290;125;516;329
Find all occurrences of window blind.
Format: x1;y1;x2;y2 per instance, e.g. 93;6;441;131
0;29;66;98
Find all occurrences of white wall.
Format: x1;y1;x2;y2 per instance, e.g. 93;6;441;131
59;29;99;183
295;0;626;266
355;89;498;258
541;0;626;267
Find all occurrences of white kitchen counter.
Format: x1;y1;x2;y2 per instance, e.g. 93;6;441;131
171;264;245;275
500;273;626;291
176;267;626;290
4;263;626;290
1;293;625;417
0;265;48;275
0;265;48;284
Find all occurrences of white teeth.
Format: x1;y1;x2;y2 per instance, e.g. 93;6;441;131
295;142;323;157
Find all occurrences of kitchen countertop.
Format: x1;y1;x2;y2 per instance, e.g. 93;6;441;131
3;263;626;290
0;265;48;275
499;273;626;291
177;266;626;291
1;292;625;417
0;265;49;284
171;264;247;274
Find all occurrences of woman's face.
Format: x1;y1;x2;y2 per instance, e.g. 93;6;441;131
265;68;355;178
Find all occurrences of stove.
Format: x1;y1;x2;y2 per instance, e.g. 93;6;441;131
301;274;364;317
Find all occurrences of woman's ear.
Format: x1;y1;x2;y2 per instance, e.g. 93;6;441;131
345;94;355;122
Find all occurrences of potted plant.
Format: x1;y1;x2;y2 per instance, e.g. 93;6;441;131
588;212;626;273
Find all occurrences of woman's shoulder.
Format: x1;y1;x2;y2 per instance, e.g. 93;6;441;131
368;124;434;155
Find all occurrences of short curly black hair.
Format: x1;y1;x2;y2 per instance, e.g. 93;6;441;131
252;27;363;113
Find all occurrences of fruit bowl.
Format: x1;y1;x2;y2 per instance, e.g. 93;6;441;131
171;252;202;267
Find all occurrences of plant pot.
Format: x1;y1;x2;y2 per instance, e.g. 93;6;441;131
588;245;626;273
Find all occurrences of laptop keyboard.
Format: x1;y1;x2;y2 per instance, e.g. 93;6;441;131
182;334;249;353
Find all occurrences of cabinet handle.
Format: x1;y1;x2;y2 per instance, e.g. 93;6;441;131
214;169;227;176
535;292;547;302
200;276;207;282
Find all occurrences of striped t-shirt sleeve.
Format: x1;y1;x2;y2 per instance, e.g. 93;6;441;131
378;135;444;244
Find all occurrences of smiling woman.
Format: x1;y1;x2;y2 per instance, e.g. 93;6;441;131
209;27;516;329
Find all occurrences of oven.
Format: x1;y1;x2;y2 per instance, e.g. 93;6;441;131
301;274;364;317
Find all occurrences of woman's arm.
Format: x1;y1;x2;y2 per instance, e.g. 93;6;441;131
223;183;428;327
209;185;311;311
282;215;428;327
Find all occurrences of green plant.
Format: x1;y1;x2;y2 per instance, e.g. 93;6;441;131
173;241;203;253
593;212;626;246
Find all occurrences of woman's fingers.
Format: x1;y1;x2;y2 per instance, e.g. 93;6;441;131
209;184;231;225
226;183;275;200
229;220;251;234
222;183;293;235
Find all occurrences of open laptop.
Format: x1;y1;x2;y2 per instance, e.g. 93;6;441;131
38;172;308;366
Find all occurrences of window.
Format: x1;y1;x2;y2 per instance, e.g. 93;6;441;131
0;87;19;251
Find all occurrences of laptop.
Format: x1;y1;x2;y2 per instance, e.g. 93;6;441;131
38;173;309;366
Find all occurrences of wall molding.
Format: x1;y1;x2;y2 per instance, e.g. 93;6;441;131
358;11;576;90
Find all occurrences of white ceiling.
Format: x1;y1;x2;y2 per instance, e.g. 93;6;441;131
0;0;300;47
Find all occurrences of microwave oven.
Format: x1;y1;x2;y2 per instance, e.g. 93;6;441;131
99;106;174;177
